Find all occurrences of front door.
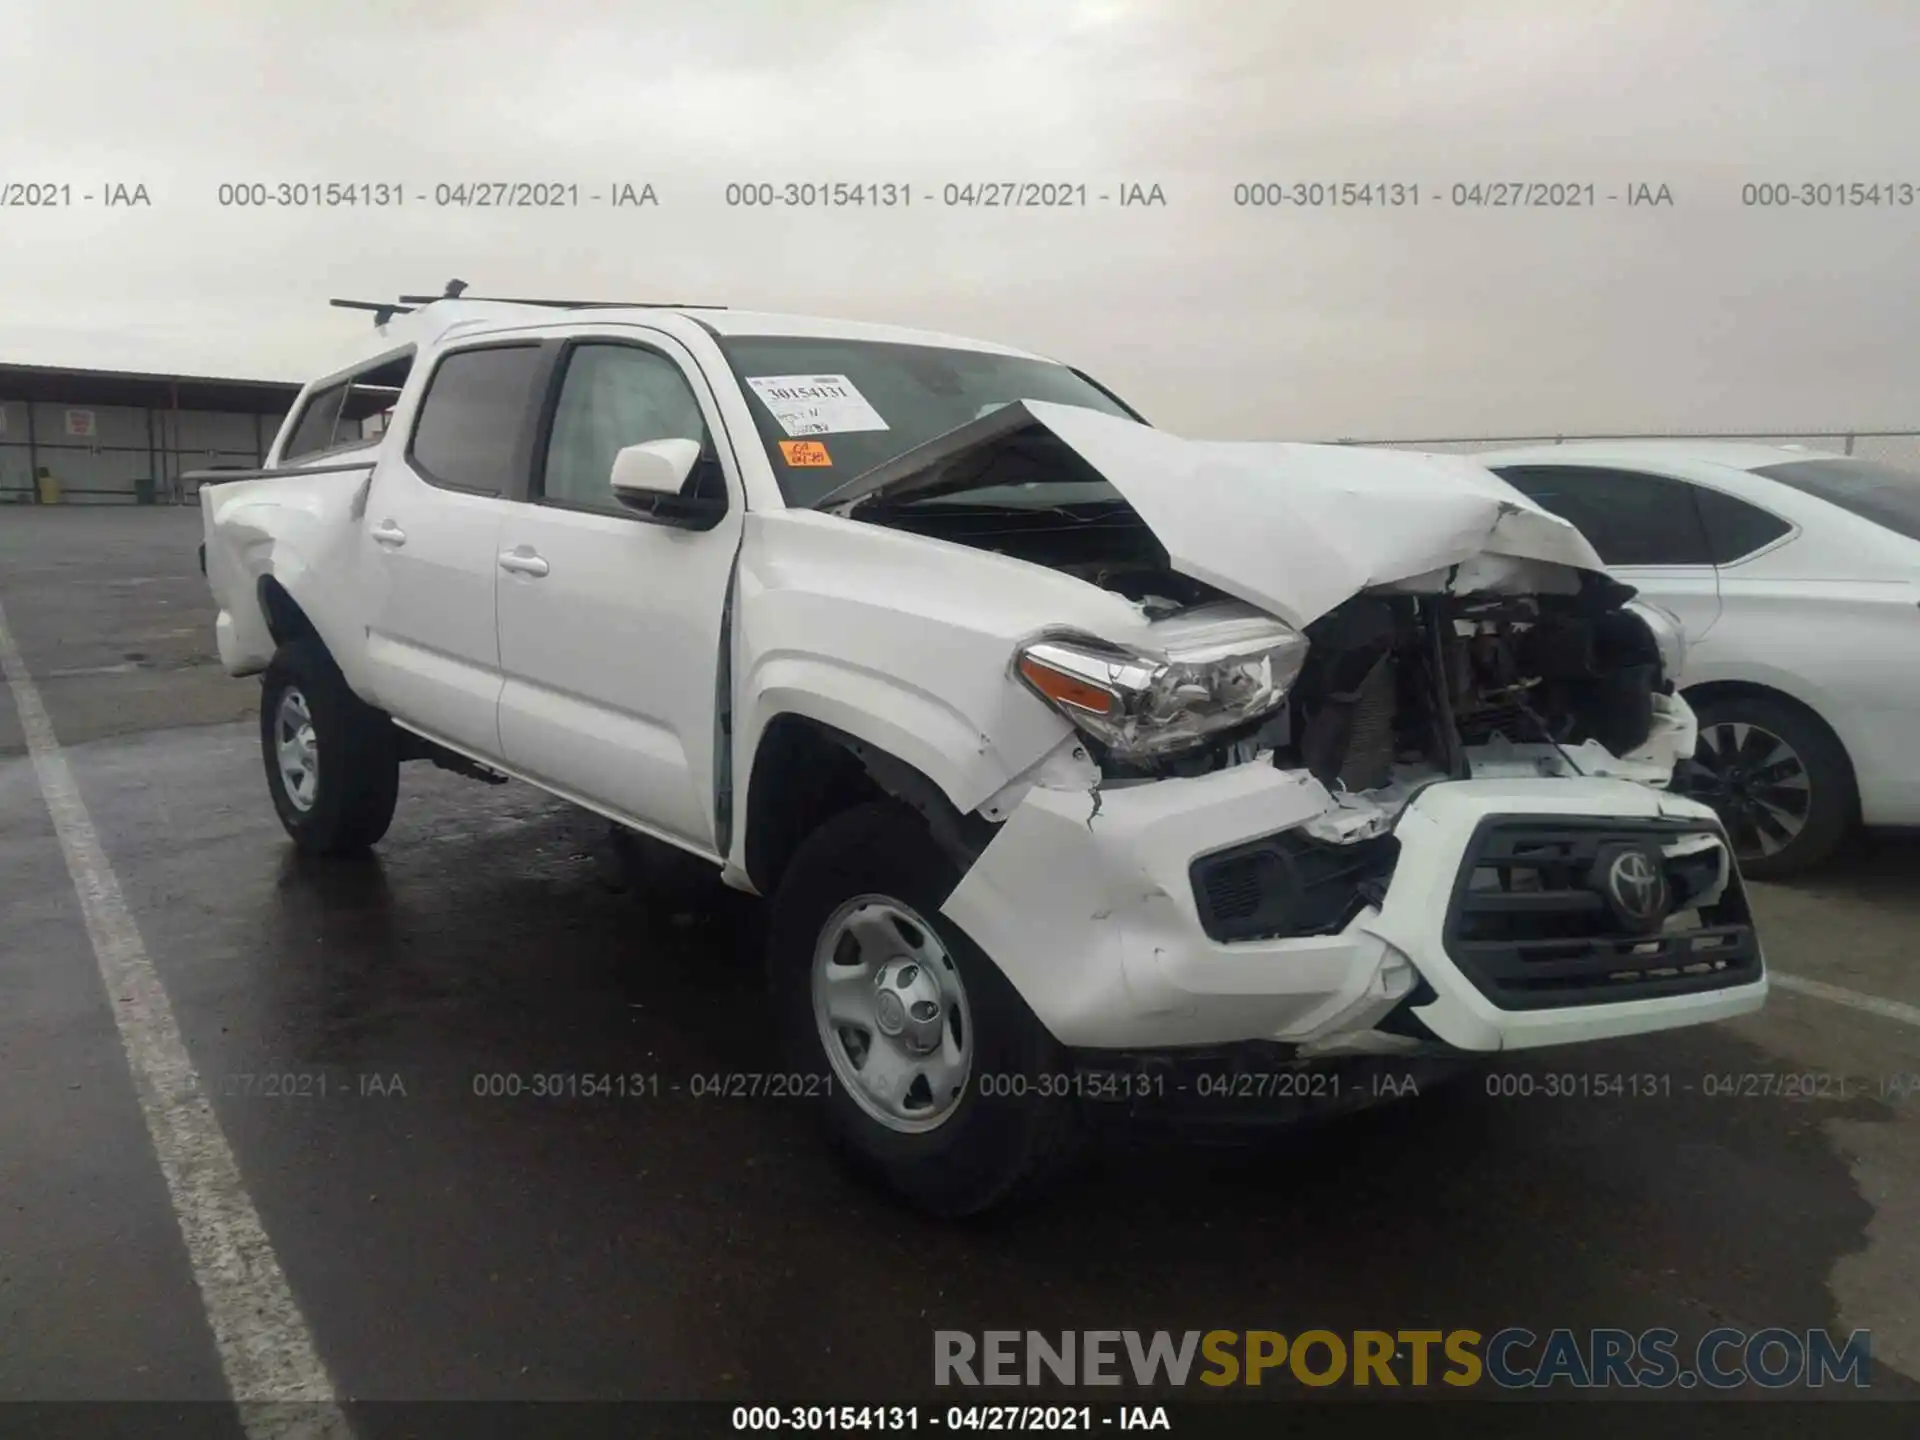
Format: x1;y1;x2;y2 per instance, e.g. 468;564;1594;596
494;332;744;850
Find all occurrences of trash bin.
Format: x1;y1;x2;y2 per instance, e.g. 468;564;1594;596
135;475;156;505
34;468;61;504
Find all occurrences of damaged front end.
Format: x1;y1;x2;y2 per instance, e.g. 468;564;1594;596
880;405;1759;1055
1268;572;1694;841
864;408;1758;1059
937;577;1740;1054
830;397;1694;846
1007;576;1693;838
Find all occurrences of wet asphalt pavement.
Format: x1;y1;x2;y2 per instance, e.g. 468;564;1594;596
0;507;1916;1421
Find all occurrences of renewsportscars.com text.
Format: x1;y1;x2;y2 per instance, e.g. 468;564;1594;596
934;1327;1872;1390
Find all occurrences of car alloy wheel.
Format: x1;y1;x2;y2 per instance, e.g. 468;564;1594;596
273;686;320;812
811;894;973;1134
1680;720;1811;862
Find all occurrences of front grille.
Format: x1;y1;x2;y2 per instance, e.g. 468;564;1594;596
1192;831;1400;943
1443;816;1759;1011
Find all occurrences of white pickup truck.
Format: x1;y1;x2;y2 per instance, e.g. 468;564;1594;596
198;289;1766;1214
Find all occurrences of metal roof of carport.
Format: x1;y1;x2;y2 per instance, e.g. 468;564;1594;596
0;362;303;414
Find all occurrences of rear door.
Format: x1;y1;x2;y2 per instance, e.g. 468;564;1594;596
493;328;745;851
1492;465;1724;650
359;341;549;760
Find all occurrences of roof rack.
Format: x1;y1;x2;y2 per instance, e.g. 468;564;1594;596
331;280;728;328
328;299;417;326
394;293;727;310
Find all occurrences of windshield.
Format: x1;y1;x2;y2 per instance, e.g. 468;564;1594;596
713;335;1138;506
1753;457;1920;542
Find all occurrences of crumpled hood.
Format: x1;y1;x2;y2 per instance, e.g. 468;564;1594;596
830;400;1607;629
1017;402;1605;628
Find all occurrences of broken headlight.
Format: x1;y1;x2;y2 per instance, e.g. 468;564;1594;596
1015;604;1310;761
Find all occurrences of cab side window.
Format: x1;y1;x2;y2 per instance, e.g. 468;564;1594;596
282;384;347;460
281;354;417;461
540;344;725;515
407;344;547;495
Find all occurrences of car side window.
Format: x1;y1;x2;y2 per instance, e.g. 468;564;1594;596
1494;466;1714;566
1690;485;1793;563
407;343;547;495
282;383;347;460
539;343;723;515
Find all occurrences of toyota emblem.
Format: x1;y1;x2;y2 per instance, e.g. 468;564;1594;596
1603;848;1668;928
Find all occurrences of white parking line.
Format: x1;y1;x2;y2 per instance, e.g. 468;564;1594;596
0;599;351;1439
1770;971;1920;1029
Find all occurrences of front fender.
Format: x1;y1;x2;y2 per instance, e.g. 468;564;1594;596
738;656;1069;821
729;510;1148;841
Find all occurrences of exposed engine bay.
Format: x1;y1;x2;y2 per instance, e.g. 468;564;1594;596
1280;579;1667;790
1088;573;1673;793
873;496;1675;803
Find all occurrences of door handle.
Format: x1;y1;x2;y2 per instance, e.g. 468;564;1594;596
498;549;550;577
370;520;407;547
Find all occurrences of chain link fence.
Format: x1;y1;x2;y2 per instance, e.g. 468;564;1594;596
1330;429;1920;467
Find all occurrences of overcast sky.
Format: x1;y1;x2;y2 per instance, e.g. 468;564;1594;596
0;0;1914;440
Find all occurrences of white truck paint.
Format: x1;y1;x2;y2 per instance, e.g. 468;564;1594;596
200;294;1766;1214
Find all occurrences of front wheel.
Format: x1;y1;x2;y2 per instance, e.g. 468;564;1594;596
1674;692;1855;879
768;803;1078;1216
260;639;399;855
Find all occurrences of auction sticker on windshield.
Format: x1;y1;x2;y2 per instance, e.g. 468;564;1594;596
779;440;833;466
746;374;890;436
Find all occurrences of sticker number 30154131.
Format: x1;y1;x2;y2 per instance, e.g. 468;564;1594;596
746;374;890;437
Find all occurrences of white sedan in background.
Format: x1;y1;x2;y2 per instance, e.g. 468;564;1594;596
1473;441;1920;877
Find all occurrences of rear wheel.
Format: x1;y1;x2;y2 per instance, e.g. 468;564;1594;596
260;639;399;855
1675;692;1854;879
768;803;1078;1215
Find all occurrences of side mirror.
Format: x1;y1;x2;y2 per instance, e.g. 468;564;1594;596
608;438;725;530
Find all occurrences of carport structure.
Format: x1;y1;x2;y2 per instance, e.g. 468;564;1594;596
0;363;300;506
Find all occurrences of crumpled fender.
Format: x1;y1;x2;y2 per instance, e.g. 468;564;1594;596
201;469;374;686
730;510;1149;821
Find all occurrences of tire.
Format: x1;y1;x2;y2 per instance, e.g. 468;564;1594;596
260;638;400;855
1677;692;1855;880
768;802;1079;1216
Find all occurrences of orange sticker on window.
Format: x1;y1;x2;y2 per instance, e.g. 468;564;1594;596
779;440;833;467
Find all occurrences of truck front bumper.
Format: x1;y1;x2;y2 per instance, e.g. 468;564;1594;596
940;764;1766;1053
